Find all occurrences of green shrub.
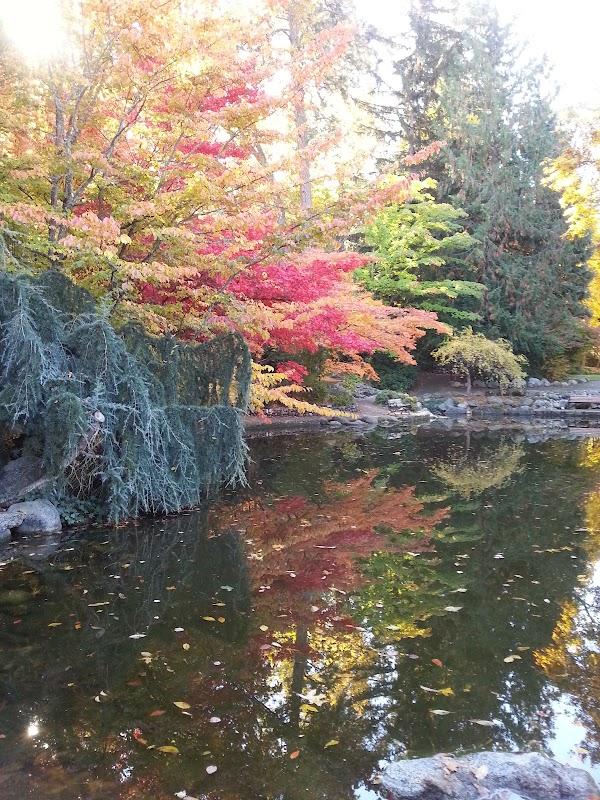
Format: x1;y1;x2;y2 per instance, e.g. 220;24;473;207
432;330;526;394
370;351;418;391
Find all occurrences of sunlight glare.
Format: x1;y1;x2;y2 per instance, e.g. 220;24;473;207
26;722;40;737
0;0;67;64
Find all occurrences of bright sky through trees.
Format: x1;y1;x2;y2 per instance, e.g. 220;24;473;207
354;0;600;110
2;0;599;107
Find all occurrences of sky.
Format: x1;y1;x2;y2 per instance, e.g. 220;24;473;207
354;0;600;111
1;0;600;110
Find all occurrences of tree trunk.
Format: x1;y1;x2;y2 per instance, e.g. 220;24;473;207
287;7;313;214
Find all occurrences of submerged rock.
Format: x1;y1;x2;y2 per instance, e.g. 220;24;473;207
379;751;599;800
7;499;61;534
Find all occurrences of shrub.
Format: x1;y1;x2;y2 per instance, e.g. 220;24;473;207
369;351;418;391
432;330;527;394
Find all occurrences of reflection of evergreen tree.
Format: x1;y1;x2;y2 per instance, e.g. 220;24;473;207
1;431;599;798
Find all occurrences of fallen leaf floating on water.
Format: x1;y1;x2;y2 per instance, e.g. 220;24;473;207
182;643;190;651
430;709;453;715
206;765;218;774
469;719;500;727
289;750;300;760
259;625;269;632
324;740;339;748
129;633;146;639
503;655;522;663
48;622;62;627
173;701;191;710
209;716;221;724
420;686;454;697
444;606;463;613
431;658;444;668
158;745;179;754
202;616;216;622
150;710;166;717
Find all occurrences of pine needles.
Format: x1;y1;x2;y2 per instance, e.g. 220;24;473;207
0;269;251;522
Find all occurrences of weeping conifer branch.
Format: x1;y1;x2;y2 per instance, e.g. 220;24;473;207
0;267;251;522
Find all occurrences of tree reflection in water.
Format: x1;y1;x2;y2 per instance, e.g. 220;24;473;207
0;429;599;798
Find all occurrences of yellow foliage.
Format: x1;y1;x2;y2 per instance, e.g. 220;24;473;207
249;363;353;418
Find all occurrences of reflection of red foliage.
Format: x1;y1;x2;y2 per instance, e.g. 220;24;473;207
212;473;448;613
273;496;308;515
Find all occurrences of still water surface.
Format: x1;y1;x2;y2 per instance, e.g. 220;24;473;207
2;427;600;799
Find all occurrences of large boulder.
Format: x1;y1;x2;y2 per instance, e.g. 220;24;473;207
7;500;61;534
437;398;468;415
380;751;599;800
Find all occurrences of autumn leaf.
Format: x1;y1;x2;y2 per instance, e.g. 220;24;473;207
173;701;191;710
289;750;300;760
157;745;179;754
324;739;339;748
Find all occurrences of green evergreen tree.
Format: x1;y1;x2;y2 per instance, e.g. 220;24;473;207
380;0;591;373
358;180;482;328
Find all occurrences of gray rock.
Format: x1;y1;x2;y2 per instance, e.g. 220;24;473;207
0;527;11;544
541;378;551;386
514;406;532;415
359;414;379;425
388;398;412;410
377;417;399;428
408;409;436;420
527;377;542;387
8;500;61;534
327;420;342;429
437;398;457;414
354;382;378;398
380;751;599;800
0;508;26;530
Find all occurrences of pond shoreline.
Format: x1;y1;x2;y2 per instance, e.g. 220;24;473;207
244;401;600;437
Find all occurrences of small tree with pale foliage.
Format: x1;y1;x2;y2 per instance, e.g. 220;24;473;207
432;330;527;393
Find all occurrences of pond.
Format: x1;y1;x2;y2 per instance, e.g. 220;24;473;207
2;426;600;799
